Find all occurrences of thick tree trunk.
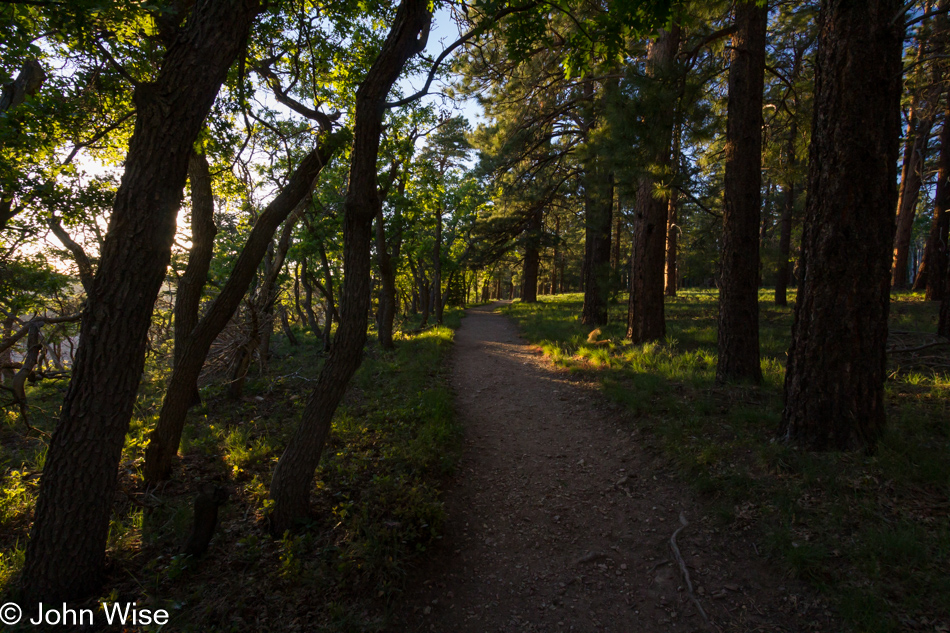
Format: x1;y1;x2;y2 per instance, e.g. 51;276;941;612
780;0;903;451
143;136;341;483
21;0;261;603
267;0;431;535
627;26;680;343
919;99;950;300
522;208;543;303
717;1;767;384
581;165;613;324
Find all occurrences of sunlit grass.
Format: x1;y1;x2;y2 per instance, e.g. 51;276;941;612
504;290;950;633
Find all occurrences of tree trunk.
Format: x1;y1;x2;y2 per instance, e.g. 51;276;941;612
522;208;543;303
21;0;261;603
627;26;680;343
375;209;399;348
717;1;767;384
581;81;613;325
279;304;298;346
779;0;903;451
434;204;444;325
892;106;935;289
775;124;798;306
893;9;943;289
665;124;681;297
143;135;341;483
173;152;218;407
919;99;950;300
267;0;431;535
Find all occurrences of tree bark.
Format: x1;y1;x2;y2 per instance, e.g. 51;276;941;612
522;208;543;303
893;8;943;289
279;304;298;345
581;80;613;325
775;123;798;306
717;0;767;384
627;26;680;343
665;124;681;297
171;152;218;408
267;0;431;535
892;106;935;289
143;135;342;483
375;172;405;349
21;0;261;603
919;98;950;299
779;0;903;451
434;203;444;325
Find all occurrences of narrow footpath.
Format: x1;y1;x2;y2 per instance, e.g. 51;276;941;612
399;303;837;633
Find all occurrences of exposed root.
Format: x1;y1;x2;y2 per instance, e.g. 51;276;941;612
670;511;709;627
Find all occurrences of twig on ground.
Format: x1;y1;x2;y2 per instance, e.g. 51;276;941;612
670;512;710;627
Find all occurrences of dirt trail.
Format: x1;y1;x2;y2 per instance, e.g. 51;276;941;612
399;303;836;633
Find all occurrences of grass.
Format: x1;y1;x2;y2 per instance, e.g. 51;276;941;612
504;290;950;633
0;309;463;632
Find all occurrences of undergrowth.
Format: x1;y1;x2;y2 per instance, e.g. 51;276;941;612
504;290;950;633
0;310;463;631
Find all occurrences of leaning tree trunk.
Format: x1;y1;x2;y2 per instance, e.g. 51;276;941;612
143;135;342;483
919;98;950;300
779;0;903;451
717;0;767;384
522;207;543;303
21;0;261;603
892;108;935;289
893;9;942;290
267;0;431;535
627;26;680;343
173;152;218;407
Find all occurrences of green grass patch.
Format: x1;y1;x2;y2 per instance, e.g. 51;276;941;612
0;310;464;631
504;290;949;633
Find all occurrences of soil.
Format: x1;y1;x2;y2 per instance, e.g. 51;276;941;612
397;303;840;633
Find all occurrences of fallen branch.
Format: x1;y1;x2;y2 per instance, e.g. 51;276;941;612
887;339;950;354
670;512;709;627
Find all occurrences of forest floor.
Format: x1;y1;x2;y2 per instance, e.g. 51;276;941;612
398;302;838;633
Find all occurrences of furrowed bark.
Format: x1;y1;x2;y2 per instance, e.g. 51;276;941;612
21;0;261;602
143;134;342;483
522;207;543;303
627;26;680;343
717;0;767;384
779;0;903;451
268;0;431;535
